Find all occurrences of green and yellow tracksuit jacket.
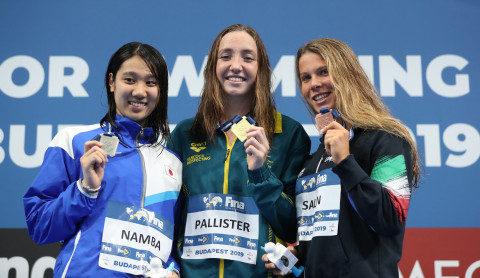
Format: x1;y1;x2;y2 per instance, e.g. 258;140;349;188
169;112;310;278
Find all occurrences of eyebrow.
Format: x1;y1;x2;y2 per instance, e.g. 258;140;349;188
219;48;256;55
300;65;328;74
120;71;156;79
242;49;256;56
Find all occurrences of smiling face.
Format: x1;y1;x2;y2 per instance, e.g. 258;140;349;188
298;51;336;114
109;55;159;127
216;31;258;102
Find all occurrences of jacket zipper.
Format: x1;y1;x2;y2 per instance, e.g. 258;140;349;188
137;128;147;208
223;133;235;194
220;132;235;278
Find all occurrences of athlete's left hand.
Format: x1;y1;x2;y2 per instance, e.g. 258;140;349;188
167;272;179;278
320;120;350;164
244;126;270;170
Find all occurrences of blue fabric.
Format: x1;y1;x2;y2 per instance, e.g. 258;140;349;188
23;115;182;277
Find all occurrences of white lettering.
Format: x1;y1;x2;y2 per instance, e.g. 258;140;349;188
169;55;207;97
0;55;44;98
152;218;164;229
0;256;29;277
379;55;423;97
1;54;470;100
272;55;296;97
316;174;327;185
102;244;112;252
434;260;459;278
406;260;425;278
9;125;52;168
466;260;480;278
426;54;469;98
225;197;245;210
417;124;441;167
416;123;480;168
443;123;480;168
31;256;56;278
358;55;375;85
2;123;478;170
48;56;89;97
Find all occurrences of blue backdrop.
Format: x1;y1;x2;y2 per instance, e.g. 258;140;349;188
1;0;479;229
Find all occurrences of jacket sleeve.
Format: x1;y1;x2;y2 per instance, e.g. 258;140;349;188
167;187;185;276
165;255;180;276
23;134;97;245
332;133;413;237
247;122;311;243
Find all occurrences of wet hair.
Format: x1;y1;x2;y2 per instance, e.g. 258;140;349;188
296;38;422;187
190;24;276;144
101;42;169;146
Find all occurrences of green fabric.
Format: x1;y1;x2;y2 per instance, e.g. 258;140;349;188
169;114;310;278
370;155;407;184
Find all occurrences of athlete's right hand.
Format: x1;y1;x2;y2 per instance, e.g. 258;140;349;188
80;140;108;190
262;245;297;276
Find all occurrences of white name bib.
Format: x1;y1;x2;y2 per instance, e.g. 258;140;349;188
296;169;341;241
182;193;259;264
98;200;173;275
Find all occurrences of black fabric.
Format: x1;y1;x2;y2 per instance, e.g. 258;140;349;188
296;128;413;278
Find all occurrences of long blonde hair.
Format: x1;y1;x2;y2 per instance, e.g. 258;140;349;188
190;24;276;144
296;38;421;187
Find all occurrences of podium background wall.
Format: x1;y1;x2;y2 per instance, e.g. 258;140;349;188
1;1;479;277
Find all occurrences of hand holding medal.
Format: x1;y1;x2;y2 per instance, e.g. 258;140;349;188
80;140;108;191
316;108;350;164
315;107;341;132
242;121;270;171
219;115;269;170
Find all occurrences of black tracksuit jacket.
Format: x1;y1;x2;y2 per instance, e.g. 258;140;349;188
296;128;414;278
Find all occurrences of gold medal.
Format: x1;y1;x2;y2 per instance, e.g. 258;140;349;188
231;116;253;142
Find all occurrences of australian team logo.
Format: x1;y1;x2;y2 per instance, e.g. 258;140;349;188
203;196;223;208
187;142;211;165
190;142;207;153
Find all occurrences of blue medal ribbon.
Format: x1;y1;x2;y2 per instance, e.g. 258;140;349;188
217;115;258;132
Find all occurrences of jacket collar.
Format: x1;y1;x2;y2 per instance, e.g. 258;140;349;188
112;114;154;145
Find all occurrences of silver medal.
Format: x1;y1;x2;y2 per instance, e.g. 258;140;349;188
100;134;119;157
